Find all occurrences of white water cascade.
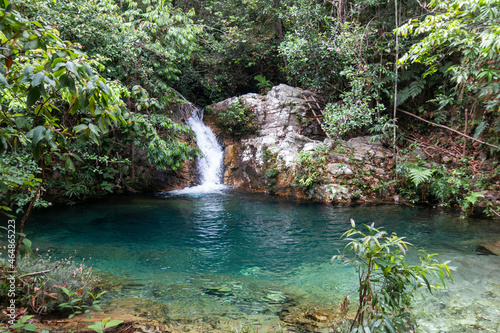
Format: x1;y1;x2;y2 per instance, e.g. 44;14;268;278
172;108;226;194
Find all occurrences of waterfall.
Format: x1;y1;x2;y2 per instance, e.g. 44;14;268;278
172;109;226;194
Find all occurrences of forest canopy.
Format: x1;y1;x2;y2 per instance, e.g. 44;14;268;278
1;0;499;216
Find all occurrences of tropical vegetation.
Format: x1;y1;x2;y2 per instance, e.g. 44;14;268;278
0;0;498;330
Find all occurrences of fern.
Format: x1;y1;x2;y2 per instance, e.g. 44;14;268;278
254;75;272;91
397;80;425;106
432;109;448;124
473;120;489;139
408;80;425;99
408;167;434;187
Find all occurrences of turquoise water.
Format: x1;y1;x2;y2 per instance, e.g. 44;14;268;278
19;190;500;331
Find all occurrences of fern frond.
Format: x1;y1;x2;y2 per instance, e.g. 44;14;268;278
473;120;489;139
397;89;411;106
432;109;448;124
408;80;425;99
408;167;434;187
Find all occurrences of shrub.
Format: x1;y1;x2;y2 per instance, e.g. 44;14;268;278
293;145;329;198
215;99;258;137
0;253;102;314
332;220;453;332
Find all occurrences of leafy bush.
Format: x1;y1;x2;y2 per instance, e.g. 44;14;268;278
396;157;487;216
0;253;102;314
332;220;453;332
215;99;258;137
263;145;281;193
293;145;329;198
254;75;273;94
322;67;386;137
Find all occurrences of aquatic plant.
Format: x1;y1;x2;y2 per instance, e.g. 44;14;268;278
332;220;453;332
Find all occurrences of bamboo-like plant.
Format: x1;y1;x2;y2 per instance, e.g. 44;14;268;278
332;220;453;333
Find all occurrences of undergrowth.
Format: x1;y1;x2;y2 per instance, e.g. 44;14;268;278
0;252;102;314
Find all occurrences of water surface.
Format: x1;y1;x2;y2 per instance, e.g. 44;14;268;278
20;190;500;331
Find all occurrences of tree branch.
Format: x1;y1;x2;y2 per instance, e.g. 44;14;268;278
397;108;500;150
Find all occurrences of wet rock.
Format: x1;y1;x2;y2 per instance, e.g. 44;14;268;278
477;241;500;256
264;291;287;303
204;284;234;297
279;305;342;333
305;312;329;322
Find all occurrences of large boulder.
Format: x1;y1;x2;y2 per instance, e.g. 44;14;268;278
208;84;395;203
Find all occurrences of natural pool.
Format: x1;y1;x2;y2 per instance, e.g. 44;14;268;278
24;189;500;332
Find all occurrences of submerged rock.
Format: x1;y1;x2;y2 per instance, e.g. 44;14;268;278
477;240;500;256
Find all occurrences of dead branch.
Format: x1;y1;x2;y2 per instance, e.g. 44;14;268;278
397;108;500;150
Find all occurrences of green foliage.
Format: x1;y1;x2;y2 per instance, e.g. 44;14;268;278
398;0;500;152
24;0;200;108
369;116;397;144
0;253;102;314
396;156;489;216
0;315;37;332
0;1;198;214
293;145;329;198
263;145;281;193
332;220;453;332
254;75;273;94
215;99;258;137
59;287;106;319
0;0;130;214
173;0;281;104
322;67;386;137
408;166;435;187
278;13;350;94
87;317;124;333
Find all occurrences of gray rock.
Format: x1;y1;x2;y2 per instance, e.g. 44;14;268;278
209;84;396;202
326;163;353;176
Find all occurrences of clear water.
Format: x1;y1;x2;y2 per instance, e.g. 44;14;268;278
17;190;500;331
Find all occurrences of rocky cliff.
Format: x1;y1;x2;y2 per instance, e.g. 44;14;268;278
207;84;397;204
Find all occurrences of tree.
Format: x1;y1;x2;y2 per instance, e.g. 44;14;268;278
0;1;198;266
23;0;201;110
332;220;453;332
0;0;128;264
397;0;500;152
172;0;283;104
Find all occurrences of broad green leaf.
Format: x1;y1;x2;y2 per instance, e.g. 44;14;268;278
30;126;46;146
98;80;111;95
66;61;80;79
0;72;9;87
88;123;100;135
105;320;123;329
44;75;56;87
27;87;41;108
65;156;75;172
31;72;45;87
73;124;88;132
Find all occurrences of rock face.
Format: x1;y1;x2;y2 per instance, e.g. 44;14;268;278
208;84;396;203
